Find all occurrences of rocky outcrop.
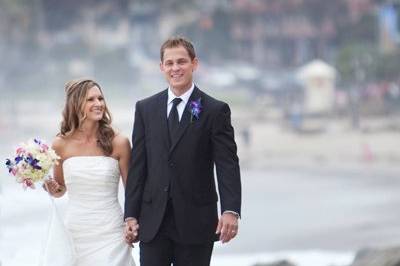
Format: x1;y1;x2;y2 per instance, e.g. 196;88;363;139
351;247;400;266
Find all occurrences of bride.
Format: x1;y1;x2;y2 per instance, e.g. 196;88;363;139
45;78;135;265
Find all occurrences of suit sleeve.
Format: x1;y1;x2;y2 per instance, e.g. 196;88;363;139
211;103;242;216
124;101;147;220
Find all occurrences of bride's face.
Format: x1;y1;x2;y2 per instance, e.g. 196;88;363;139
83;86;105;122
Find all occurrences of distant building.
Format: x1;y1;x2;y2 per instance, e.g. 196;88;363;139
297;59;336;114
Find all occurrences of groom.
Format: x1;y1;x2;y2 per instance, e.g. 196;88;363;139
124;37;241;266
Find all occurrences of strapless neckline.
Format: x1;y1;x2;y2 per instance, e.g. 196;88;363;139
63;156;118;165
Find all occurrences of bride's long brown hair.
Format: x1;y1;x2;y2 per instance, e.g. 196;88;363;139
59;78;115;155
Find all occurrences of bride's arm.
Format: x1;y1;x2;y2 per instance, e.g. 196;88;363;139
44;137;67;198
114;134;132;187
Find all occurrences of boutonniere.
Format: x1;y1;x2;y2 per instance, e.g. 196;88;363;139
189;98;202;123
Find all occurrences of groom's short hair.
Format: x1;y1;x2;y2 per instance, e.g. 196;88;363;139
160;36;196;62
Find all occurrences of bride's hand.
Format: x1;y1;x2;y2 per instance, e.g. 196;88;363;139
43;178;63;195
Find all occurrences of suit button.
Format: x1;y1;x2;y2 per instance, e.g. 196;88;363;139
169;162;174;167
163;186;169;192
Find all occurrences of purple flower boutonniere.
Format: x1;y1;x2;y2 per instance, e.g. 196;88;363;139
189;98;202;123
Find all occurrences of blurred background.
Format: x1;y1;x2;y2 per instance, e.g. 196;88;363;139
1;0;400;265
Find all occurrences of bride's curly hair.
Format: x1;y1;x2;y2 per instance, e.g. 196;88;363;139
59;78;115;155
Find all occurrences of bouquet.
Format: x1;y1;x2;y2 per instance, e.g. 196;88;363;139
5;138;60;189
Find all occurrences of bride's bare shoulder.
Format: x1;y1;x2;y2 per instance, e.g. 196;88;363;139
112;133;131;156
52;135;70;158
113;133;130;148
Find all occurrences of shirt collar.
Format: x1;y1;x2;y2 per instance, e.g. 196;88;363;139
167;83;194;105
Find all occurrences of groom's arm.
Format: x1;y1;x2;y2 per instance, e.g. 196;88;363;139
212;103;241;215
124;101;147;220
212;102;241;243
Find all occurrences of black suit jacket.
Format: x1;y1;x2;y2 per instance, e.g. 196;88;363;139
124;86;241;244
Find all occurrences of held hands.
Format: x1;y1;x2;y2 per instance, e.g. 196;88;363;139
216;212;239;244
124;218;139;246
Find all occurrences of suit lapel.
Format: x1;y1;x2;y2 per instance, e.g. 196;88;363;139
169;87;201;155
157;89;170;151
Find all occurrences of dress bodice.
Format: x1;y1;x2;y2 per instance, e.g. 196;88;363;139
63;156;120;211
63;156;123;229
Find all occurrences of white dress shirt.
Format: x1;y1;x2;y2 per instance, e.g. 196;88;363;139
167;83;194;120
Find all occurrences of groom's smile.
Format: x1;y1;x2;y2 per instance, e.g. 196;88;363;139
171;73;183;80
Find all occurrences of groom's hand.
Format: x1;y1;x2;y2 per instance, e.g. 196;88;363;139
216;212;239;244
124;218;139;244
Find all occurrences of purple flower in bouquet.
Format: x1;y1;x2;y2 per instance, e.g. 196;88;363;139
25;155;42;170
34;138;50;152
189;98;202;122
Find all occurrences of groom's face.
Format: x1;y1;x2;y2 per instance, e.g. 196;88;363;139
160;45;198;93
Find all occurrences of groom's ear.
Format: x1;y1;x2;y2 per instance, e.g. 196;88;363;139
192;57;198;72
160;62;164;72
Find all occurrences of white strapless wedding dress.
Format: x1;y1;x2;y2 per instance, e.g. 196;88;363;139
62;156;135;266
